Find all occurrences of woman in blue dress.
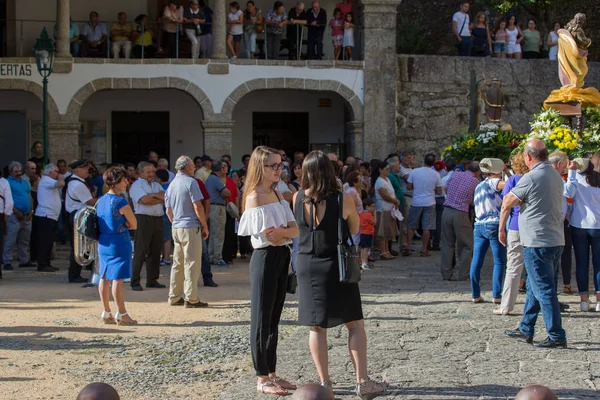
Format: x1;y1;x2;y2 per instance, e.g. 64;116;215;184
96;166;138;325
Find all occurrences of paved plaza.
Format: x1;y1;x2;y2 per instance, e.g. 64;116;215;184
0;248;599;399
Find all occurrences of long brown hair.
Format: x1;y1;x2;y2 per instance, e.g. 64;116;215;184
241;146;279;212
301;150;340;203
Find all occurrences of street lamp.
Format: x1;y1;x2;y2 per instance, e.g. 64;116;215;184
33;27;55;166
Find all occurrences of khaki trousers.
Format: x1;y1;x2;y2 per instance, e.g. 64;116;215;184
500;230;524;312
399;196;412;248
169;227;203;304
440;207;473;280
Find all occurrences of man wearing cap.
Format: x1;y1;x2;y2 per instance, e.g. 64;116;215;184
502;139;567;348
194;155;213;182
129;161;166;291
204;161;231;267
65;160;97;283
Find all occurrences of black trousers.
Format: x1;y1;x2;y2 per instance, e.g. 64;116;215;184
222;213;236;263
68;211;92;281
34;216;57;268
561;219;572;285
131;214;163;286
250;246;290;376
239;235;252;256
166;32;178;58
307;30;324;60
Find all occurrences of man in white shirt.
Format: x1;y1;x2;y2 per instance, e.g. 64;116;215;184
158;158;176;183
129;161;166;291
0;175;13;278
65;160;96;283
452;1;472;57
34;164;65;273
407;153;442;256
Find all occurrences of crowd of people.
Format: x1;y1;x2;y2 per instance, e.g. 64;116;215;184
53;0;357;61
452;1;564;60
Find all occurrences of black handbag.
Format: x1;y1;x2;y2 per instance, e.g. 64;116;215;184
337;193;361;284
286;271;298;294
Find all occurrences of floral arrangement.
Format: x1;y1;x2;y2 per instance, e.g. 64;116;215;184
523;107;600;157
442;123;527;162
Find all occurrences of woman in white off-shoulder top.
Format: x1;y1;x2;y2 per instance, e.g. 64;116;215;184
238;146;299;396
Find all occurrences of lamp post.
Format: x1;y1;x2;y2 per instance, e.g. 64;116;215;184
33;28;55;166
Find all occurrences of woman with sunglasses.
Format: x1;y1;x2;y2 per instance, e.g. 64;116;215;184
238;146;299;396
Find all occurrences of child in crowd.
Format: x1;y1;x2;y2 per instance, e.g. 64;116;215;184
343;12;355;60
156;169;172;266
227;2;244;59
493;19;507;58
359;199;376;271
330;8;344;60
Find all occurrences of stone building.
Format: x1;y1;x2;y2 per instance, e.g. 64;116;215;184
0;0;401;167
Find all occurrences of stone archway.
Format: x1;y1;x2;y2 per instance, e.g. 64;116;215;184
64;77;215;122
0;79;60;118
221;78;363;121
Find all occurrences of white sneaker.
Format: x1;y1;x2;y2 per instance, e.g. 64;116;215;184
361;263;371;271
596;302;600;312
580;302;590;312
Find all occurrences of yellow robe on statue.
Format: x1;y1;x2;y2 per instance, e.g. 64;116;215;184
544;29;600;109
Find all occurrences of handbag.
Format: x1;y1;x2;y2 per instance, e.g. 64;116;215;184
76;205;100;241
286;270;298;294
226;201;239;219
337;193;361;284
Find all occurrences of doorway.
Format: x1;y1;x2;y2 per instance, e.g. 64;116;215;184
0;111;26;170
111;111;169;164
252;112;309;157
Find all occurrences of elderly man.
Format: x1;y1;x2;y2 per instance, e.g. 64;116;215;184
502;140;567;348
81;11;108;57
205;161;231;267
129;161;166;291
397;150;414;255
440;162;480;280
287;2;307;60
65;160;97;283
0;172;14;276
24;161;38;185
194;155;213;181
158;158;175;183
2;162;34;270
77;382;120;400
148;151;159;163
406;153;442;257
165;156;210;308
307;1;326;60
34;164;65;272
110;12;132;59
549;151;573;294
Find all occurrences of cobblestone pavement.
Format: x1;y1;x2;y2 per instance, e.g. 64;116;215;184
221;251;600;400
1;248;599;400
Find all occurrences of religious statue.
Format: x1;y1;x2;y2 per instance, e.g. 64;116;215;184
544;13;600;109
485;79;504;123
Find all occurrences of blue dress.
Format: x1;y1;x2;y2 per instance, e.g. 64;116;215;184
97;194;132;280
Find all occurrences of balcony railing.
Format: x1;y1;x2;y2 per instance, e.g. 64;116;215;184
0;19;364;61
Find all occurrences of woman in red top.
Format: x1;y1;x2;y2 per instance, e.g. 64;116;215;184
223;161;239;264
335;0;352;20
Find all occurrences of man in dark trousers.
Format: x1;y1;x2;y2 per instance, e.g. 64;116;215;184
306;0;326;59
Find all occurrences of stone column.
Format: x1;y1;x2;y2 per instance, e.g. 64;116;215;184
202;119;233;158
56;0;71;57
212;0;227;59
345;120;364;159
361;0;402;159
48;121;80;162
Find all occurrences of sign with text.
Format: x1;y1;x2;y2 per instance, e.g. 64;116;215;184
0;64;33;77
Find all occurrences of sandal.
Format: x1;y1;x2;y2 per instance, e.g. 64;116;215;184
368;255;378;262
356;377;387;400
321;381;334;400
420;251;431;257
380;252;395;260
472;297;485;304
493;308;511;315
115;312;138;326
563;285;575;294
101;311;116;325
257;381;288;396
402;248;412;257
271;377;297;390
493;298;501;304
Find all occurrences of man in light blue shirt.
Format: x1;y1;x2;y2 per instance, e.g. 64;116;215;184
2;161;34;270
165;156;209;308
204;161;231;267
81;11;108;57
54;19;81;57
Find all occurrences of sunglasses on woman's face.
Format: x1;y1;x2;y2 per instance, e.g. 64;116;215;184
264;163;284;171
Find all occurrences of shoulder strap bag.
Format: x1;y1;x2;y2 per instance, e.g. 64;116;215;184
337;193;361;284
273;190;298;294
454;14;467;48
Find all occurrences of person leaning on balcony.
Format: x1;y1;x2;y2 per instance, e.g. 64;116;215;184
81;11;108;57
306;1;326;60
132;15;156;58
265;1;288;60
161;0;184;58
110;12;133;59
53;18;80;57
183;0;206;59
198;0;214;58
287;2;307;60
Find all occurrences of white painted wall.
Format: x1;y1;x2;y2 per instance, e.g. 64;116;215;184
79;89;204;164
232;89;345;166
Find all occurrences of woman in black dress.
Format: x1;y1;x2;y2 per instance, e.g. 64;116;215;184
293;151;386;400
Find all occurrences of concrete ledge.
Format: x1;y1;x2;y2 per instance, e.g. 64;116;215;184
0;57;35;63
207;63;229;75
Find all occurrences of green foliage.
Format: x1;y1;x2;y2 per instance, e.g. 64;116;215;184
443;123;527;162
396;17;428;55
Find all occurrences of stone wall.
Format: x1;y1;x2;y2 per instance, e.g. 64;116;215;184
396;55;600;157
